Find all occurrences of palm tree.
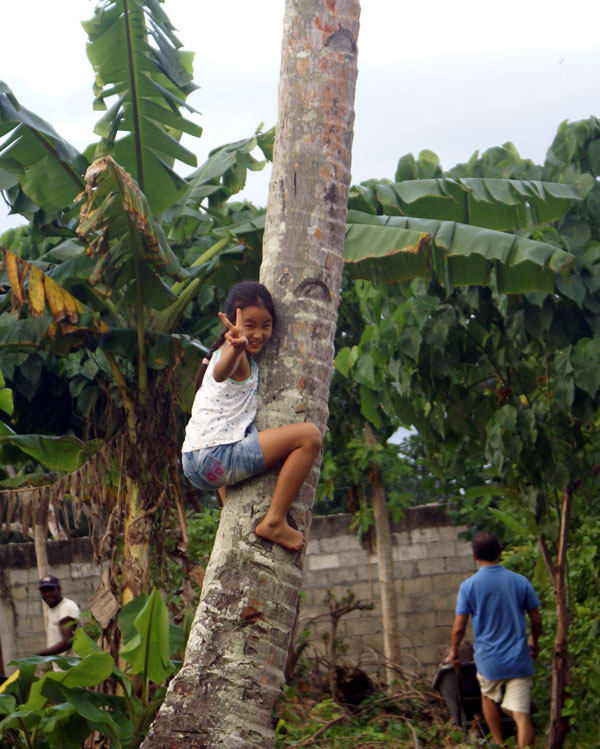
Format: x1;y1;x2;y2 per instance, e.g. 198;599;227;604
143;1;360;745
0;0;271;612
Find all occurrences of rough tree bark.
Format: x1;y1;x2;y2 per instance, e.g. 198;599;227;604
142;1;360;746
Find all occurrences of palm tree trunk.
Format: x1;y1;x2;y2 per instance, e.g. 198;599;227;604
142;1;359;746
364;423;402;684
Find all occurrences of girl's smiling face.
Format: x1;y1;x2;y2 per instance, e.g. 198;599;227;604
240;305;273;353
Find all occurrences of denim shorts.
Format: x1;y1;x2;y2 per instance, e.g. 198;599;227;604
182;424;266;491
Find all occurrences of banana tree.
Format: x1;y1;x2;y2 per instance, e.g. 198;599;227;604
0;149;257;604
0;0;271;616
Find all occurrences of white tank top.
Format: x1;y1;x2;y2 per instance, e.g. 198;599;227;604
182;348;259;452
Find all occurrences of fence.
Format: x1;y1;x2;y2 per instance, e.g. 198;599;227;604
0;505;474;677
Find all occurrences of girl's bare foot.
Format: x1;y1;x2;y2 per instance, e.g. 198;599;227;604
255;518;304;552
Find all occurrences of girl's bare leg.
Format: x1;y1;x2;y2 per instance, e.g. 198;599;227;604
255;423;322;551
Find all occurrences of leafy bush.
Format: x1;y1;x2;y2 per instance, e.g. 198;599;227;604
156;507;220;614
502;521;600;748
0;590;187;748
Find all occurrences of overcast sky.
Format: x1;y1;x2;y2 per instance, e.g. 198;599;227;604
1;0;599;232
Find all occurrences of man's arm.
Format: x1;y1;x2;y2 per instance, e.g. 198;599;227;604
36;617;78;657
448;614;469;665
527;607;542;659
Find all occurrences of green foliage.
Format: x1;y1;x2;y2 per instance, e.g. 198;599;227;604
316;436;415;522
0;367;15;479
226;160;583;295
156;507;220;612
0;367;13;419
119;590;176;684
336;264;600;528
0;433;102;473
0;591;186;748
500;520;600;747
0;81;87;217
184;507;221;562
319;271;489;523
439;175;577;227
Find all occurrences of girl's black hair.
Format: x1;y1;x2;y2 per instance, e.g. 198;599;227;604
195;282;276;389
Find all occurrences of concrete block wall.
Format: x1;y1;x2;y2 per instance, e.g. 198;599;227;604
299;506;476;677
0;506;473;679
0;539;104;675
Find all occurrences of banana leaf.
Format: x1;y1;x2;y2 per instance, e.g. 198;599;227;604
83;0;200;214
221;203;575;293
167;131;273;241
0;434;102;472
77;155;189;293
343;211;573;293
348;177;584;231
0;82;87;213
119;590;175;684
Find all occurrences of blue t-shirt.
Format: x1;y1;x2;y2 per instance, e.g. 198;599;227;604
456;564;540;680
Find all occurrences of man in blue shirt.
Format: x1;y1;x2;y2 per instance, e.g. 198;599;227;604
448;532;542;747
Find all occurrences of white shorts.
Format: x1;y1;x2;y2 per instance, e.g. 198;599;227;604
476;673;532;714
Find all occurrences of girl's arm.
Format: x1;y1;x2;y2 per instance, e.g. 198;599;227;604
213;309;249;382
213;342;247;382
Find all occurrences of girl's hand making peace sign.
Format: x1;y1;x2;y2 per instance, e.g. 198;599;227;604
218;308;248;350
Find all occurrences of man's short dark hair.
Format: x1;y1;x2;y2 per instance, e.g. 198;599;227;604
472;532;502;562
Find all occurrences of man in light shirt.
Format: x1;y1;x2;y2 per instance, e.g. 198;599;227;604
36;575;80;668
